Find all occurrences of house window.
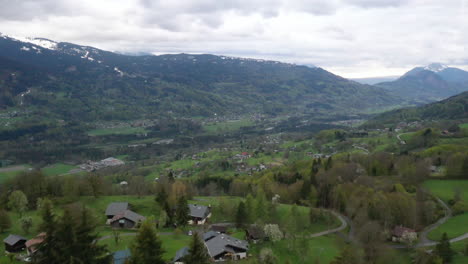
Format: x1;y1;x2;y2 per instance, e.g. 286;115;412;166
119;219;125;227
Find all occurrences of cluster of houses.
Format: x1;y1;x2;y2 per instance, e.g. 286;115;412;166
3;232;46;260
78;157;125;172
105;202;146;229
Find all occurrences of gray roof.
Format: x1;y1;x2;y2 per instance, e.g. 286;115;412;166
203;231;220;241
3;234;27;246
111;210;145;223
204;233;249;258
105;202;129;216
113;249;131;264
173;246;189;262
188;204;210;219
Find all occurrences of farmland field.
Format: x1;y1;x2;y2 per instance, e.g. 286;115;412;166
423;180;468;202
428;213;468;240
87;127;148;136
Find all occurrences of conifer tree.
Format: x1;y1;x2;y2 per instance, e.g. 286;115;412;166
129;219;165;264
175;196;189;227
35;199;61;264
74;207;111;264
435;233;454;263
55;209;77;263
183;232;210;264
236;201;247;228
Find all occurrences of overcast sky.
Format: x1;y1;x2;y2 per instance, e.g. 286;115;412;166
1;0;467;78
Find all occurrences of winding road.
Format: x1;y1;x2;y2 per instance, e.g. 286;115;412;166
391;196;468;249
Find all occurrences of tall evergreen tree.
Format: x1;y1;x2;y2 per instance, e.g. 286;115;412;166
435;233;454;264
74;206;111;264
129;219;165;264
236;201;247;228
35;199;61;264
175;196;189;227
183;232;210;264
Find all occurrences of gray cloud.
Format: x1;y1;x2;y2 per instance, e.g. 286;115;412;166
343;0;411;8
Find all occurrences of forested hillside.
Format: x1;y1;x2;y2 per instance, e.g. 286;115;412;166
365;91;468;127
0;34;400;122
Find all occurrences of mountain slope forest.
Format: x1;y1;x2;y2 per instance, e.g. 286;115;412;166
365;91;468;127
0;34;399;122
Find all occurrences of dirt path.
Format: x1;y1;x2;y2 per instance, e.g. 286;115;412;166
308;210;348;238
417;197;452;246
396;133;408;145
391;196;468;249
0;165;28;172
352;144;369;154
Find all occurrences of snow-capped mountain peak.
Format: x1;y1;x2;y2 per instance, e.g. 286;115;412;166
424;63;448;73
0;32;58;50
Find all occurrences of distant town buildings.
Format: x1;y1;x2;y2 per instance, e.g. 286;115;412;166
78;157;125;172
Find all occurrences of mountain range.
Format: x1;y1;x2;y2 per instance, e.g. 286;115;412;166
0;33;399;124
365;91;468;127
375;63;468;103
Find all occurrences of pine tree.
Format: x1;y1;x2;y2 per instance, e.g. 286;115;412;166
435;233;454;263
0;209;11;232
245;194;255;223
236;201;247;228
55;209;77;263
35;199;61;264
175;196;189;227
183;232;210;264
129;219;165;264
74;207;111;264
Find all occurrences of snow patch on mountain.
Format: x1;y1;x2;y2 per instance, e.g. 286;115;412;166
114;67;124;76
424;63;448;73
0;33;58;50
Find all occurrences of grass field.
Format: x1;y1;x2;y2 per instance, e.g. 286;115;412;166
459;123;468;129
41;163;76;176
87;127;148;136
451;240;468;264
97;233;190;261
250;235;341;263
0;165;31;183
428;213;468;240
423;180;468;202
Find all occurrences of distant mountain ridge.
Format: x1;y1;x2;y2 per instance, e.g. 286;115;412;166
0;33;400;122
365;91;468;127
375;63;468;103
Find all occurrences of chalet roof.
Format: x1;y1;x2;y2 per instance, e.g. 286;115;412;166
105;202;129;216
3;234;26;246
110;210;145;223
189;204;210;219
392;226;416;237
204;233;248;258
173;246;189;262
25;232;46;252
113;249;131;264
203;231;220;241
